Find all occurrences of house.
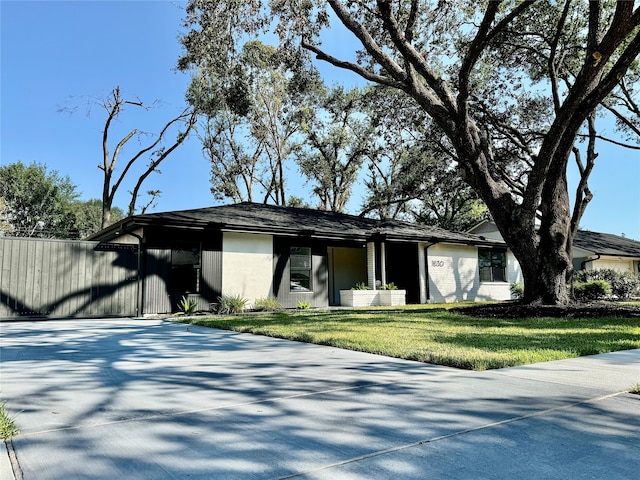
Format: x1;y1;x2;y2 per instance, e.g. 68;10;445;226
469;220;640;275
88;202;521;314
573;230;640;273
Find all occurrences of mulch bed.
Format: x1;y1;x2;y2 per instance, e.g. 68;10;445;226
452;302;640;319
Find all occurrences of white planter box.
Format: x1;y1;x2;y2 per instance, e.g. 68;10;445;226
339;290;406;307
378;290;406;306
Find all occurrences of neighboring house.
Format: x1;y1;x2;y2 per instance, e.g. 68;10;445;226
573;230;640;274
88;203;521;313
469;220;640;275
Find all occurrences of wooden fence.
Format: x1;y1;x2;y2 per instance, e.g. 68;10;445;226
0;237;138;319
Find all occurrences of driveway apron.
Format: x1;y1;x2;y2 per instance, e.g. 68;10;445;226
1;318;638;479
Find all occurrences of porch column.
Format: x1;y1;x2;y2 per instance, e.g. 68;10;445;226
366;242;377;289
418;242;427;303
379;241;387;287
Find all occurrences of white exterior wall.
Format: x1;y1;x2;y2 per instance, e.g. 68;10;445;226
587;256;636;273
222;232;273;307
427;244;519;303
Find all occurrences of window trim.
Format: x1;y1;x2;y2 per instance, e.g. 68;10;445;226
290;246;312;293
478;248;507;283
169;243;201;294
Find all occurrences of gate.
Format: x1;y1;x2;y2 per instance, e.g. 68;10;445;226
0;237;138;319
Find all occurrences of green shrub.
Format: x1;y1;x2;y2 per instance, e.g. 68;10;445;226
510;282;524;300
574;269;640;301
177;295;198;315
573;279;611;302
297;301;310;310
217;294;248;314
381;282;398;290
352;282;371;290
253;296;282;311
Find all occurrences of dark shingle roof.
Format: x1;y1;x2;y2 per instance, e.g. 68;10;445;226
91;202;503;246
574;230;640;258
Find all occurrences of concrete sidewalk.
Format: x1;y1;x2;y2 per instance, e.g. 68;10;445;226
1;318;638;479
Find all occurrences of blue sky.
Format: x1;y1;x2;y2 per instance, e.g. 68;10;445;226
1;0;639;240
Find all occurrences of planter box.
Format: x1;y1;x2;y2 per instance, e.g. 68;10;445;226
339;290;406;307
378;290;407;306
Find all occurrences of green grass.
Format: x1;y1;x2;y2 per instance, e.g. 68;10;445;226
0;402;18;439
182;304;640;371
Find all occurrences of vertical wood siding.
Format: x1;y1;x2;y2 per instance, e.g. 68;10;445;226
0;237;138;319
273;238;329;309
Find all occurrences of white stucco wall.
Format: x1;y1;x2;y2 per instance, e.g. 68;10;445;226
426;243;519;303
222;232;273;306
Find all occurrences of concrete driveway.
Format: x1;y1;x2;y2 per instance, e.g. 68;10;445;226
1;318;638;479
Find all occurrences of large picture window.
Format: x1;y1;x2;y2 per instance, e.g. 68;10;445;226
478;248;507;282
290;247;312;292
170;244;201;294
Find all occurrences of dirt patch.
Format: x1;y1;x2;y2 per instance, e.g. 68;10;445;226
452;302;640;319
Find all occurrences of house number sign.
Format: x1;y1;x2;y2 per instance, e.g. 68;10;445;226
431;260;446;267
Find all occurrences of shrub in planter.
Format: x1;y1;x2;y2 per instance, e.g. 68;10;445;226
352;282;371;290
572;280;611;302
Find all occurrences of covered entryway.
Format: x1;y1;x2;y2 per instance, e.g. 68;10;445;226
328;246;367;305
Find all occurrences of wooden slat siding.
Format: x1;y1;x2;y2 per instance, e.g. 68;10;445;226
0;237;137;319
0;240;8;316
273;238;329;309
201;248;222;311
144;248;171;314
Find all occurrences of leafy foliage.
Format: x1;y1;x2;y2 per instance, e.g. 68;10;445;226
177;295;199;315
510;282;525;300
253;296;282;312
572;280;612;302
575;269;640;301
186;40;323;205
72;199;125;238
296;86;373;212
216;294;248;314
0;161;79;238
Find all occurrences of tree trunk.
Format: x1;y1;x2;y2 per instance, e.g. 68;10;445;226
496;156;573;305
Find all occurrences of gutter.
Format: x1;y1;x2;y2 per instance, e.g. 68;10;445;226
580;254;601;271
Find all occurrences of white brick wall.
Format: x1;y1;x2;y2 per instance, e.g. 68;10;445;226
427;244;517;303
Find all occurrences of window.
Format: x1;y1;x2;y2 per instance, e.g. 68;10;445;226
170;245;201;294
478;248;506;282
290;247;312;292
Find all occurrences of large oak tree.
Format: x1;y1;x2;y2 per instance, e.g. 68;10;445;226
180;0;640;304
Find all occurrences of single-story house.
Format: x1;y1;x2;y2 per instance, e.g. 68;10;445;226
573;230;640;273
89;202;522;314
469;220;640;274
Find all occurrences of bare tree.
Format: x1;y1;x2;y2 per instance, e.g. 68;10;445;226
98;86;197;227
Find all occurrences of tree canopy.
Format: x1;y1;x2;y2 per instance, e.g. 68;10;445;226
179;0;640;305
0;162;79;238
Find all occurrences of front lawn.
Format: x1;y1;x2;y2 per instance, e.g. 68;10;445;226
181;304;640;371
